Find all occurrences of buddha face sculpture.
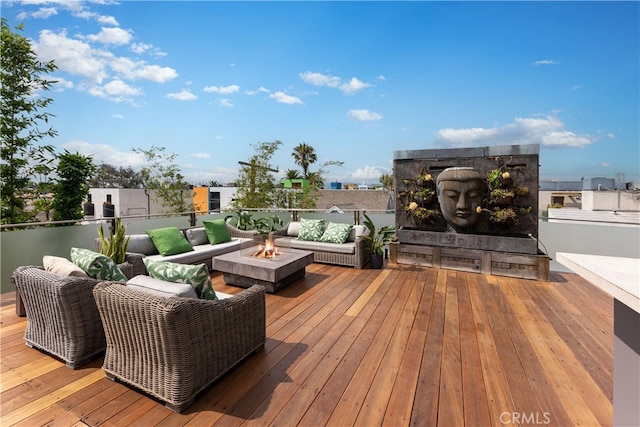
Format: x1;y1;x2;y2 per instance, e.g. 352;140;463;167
436;167;484;232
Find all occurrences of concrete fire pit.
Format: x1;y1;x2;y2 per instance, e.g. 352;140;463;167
212;247;314;293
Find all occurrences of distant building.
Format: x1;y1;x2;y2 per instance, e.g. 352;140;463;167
193;186;238;212
281;179;310;189
86;188;166;219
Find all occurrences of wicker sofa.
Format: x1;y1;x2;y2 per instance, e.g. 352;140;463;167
270;221;371;268
95;223;257;275
11;265;110;368
93;281;266;412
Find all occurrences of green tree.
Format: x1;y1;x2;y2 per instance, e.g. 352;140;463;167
90;163;143;188
1;19;57;225
284;169;302;180
233;140;282;209
51;151;96;222
133;146;193;214
380;173;393;190
292;142;317;178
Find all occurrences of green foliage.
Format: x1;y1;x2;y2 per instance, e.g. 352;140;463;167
51;151;96;222
292;142;317;178
379;173;393;190
233;140;282;209
362;212;396;255
98;218;130;264
90;163;143;188
285;169;302;179
1;19;57;225
224;210;283;233
133;146;194;214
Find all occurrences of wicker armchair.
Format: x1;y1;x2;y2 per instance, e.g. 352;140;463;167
11;266;109;369
93;282;266;413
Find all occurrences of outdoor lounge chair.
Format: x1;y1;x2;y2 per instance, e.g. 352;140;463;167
92;281;266;412
11;266;108;369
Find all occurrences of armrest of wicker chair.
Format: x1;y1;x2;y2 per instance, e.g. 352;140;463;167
124;252;147;276
11;265;107;368
93;282;266;413
353;236;372;269
226;223;259;239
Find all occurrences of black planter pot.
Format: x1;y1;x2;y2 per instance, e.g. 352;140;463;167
370;253;384;269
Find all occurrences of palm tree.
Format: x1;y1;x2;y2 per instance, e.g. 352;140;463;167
285;169;302;179
292;143;317;178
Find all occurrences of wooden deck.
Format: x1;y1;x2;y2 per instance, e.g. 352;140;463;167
1;263;613;426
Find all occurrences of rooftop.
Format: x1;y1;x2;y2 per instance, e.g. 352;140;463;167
1;262;613;426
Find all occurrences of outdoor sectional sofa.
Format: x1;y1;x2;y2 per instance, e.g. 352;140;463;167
270;220;371;269
95;223;257;275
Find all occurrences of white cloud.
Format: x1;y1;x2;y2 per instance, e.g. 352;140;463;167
22;7;58;19
88;79;141;102
192;153;211;159
131;42;166;57
34;29;109;85
218;99;234;107
350;165;388;180
204;84;240;94
300;71;373;94
51;76;74;92
348;109;383;121
299;71;341;88
270;91;303;105
532;59;559;66
166;89;197;101
601;162;610;168
62;141;147;168
437;116;596;148
246;86;270;95
340;77;372;94
136;64;178;83
32;28;177;94
112;114;124;119
87;27;132;45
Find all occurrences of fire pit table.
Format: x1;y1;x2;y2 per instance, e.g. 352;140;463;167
212;247;314;293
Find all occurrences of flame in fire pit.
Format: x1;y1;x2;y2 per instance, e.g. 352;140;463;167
252;238;279;259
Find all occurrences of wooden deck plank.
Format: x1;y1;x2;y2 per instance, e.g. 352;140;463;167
437;270;464;426
410;268;447;426
466;273;516;425
458;272;492;427
492;278;575;427
297;267;400;426
354;268;423;426
327;270;413;426
0;264;613;427
382;268;433;426
497;275;610;426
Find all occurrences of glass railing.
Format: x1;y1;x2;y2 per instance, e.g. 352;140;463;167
2;210;638;293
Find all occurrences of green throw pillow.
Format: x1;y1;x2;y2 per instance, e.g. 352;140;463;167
319;222;353;244
70;247;127;281
143;259;217;300
146;227;194;256
203;219;231;245
297;218;326;241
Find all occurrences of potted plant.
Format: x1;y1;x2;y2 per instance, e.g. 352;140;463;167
98;218;130;265
362;212;396;269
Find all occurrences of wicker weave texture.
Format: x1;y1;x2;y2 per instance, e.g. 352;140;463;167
271;223;371;268
93;282;266;412
11;266;107;369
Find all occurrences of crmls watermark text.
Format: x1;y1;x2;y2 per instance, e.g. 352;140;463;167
500;412;551;425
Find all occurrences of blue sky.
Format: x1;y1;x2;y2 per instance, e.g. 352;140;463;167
4;1;639;186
